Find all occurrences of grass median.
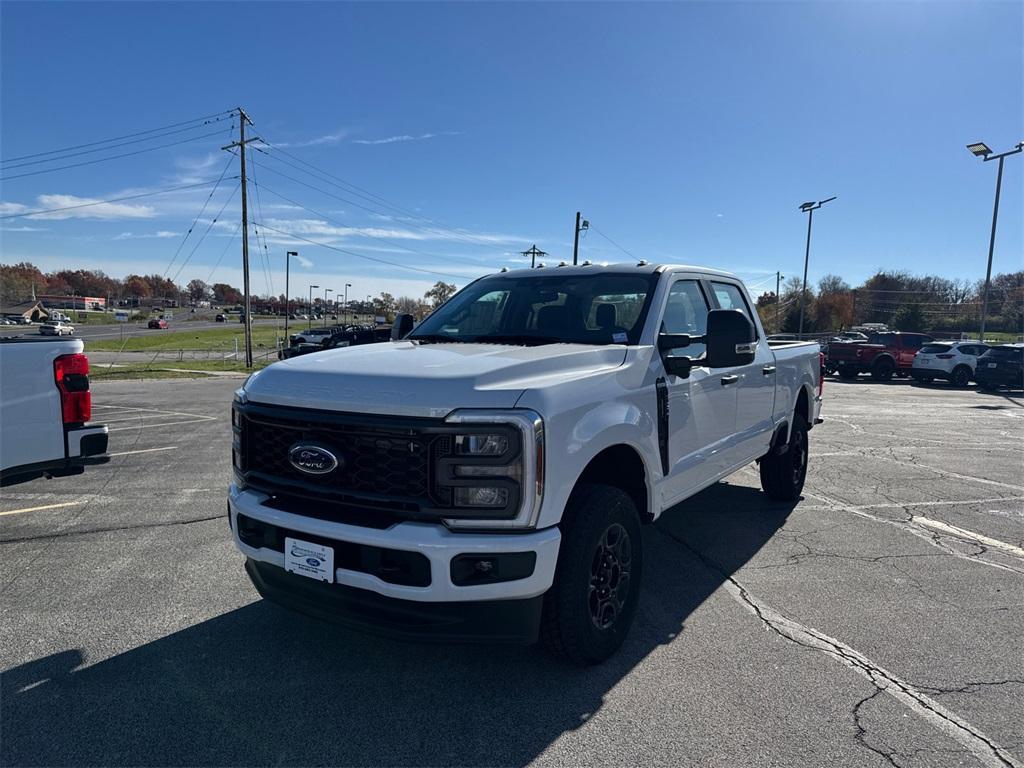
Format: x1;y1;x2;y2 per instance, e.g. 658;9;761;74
90;358;273;380
87;325;285;353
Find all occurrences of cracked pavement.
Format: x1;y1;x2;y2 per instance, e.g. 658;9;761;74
1;376;1022;767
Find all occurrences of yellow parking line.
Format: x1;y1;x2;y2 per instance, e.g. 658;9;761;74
0;501;85;517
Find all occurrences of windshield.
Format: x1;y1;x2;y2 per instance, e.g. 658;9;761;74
409;272;659;345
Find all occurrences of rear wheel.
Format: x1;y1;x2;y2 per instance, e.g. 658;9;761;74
951;365;971;388
759;414;809;502
871;358;895;382
541;484;643;665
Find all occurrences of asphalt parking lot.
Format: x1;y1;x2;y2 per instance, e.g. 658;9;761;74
1;377;1022;767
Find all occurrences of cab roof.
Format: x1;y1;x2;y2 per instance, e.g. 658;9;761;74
489;261;740;280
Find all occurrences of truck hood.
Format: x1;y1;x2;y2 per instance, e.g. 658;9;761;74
242;341;628;417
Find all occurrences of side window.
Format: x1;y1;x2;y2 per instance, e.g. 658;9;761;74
711;281;757;337
902;336;925;351
662;280;709;359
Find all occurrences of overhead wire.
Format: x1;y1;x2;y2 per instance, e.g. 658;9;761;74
162;155;236;278
0;129;233;181
0;109;236;164
254;220;470;280
205;222;242;284
170;181;241;285
1;115;237;170
246;154;276;298
588;224;637;261
0;177;239;220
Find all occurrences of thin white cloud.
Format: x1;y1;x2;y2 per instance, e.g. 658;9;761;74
294;254;314;268
113;230;180;240
0;194;157;221
0;224;46;232
276;130;348;148
352;131;460;146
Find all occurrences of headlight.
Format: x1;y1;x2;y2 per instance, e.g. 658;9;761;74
441;410;544;529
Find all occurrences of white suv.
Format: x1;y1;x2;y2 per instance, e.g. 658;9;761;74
911;341;989;387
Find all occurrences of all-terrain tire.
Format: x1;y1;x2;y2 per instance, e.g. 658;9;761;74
951;365;971;388
871;358;895;382
759;414;809;502
541;484;643;665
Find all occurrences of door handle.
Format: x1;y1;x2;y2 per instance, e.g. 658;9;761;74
721;374;739;386
762;365;776;375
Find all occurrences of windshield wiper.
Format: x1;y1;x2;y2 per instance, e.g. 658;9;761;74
471;334;568;346
408;334;467;344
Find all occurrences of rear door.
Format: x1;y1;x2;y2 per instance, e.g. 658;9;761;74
899;334;929;368
658;278;737;500
709;280;776;464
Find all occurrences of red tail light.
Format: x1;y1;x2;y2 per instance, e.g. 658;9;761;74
936;354;955;359
54;353;91;424
818;352;825;396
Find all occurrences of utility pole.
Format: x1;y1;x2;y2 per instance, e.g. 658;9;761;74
572;212;589;265
775;271;784;330
966;141;1023;341
344;283;351;325
285;251;297;342
308;285;318;330
222;108;259;367
521;244;547;269
324;288;333;327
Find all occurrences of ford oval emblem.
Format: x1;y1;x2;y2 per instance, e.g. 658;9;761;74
306;557;321;567
288;444;340;476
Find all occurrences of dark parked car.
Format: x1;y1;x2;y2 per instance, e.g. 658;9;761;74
974;344;1023;391
147;318;168;329
215;314;226;322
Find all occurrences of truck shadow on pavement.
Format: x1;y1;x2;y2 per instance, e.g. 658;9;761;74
2;483;796;767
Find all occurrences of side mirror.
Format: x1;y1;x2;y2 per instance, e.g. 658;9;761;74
705;309;756;368
391;313;415;341
663;356;693;378
657;333;702;379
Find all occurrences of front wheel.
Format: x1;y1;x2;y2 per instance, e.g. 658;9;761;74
759;414;809;502
541;484;643;665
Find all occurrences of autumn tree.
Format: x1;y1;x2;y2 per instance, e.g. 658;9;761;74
424;281;457;308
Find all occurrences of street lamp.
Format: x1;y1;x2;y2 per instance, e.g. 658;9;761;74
323;288;333;327
344;283;352;325
797;196;837;339
308;285;318;330
966;140;1023;341
284;251;298;340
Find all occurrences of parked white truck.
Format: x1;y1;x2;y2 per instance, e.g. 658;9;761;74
229;263;822;663
0;337;109;486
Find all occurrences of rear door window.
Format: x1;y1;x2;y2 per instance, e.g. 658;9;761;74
921;343;952;354
710;281;757;336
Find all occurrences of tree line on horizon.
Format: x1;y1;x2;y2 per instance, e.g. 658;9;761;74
1;260;1020;334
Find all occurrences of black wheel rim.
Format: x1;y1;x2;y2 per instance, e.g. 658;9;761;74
791;428;807;487
588;523;632;630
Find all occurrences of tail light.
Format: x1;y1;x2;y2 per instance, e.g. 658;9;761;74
936;353;955;359
818;352;825;396
54;353;91;424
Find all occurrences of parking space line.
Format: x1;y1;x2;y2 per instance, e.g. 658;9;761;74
913;517;1024;559
107;417;216;432
0;501;85;517
93;405;217;419
801;496;1024;512
108;446;179;457
873;456;1024;493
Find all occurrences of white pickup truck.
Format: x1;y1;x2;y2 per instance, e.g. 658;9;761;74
0;337;110;486
229;263;822;663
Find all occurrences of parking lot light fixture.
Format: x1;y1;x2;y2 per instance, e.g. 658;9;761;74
285;251;298;339
797;196;837;340
967;140;1023;341
324;288;333;327
308;285;318;330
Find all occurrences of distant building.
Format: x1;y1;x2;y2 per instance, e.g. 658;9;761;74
1;299;49;322
38;295;107;311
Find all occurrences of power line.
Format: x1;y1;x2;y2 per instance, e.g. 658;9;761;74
0;177;239;220
589;224;636;260
252;173;493;269
163;155;236;278
254;220;470;280
1;115;236;170
0;109;236;164
170;182;241;284
0;129;232;181
205;222;242;284
253;140;508;250
246;157;276;298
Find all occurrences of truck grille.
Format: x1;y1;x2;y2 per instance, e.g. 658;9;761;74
236;403;452;510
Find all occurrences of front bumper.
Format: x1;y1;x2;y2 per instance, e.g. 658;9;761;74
229;485;561;605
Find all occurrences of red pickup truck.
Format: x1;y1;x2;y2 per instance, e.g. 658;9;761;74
827;332;932;381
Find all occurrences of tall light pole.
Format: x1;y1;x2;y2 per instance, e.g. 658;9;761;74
775;271;784;331
323;288;333;327
284;251;298;341
344;283;352;325
308;285;318;330
967;141;1023;341
797;196;837;339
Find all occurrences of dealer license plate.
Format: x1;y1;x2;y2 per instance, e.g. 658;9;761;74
988;363;998;368
284;537;334;583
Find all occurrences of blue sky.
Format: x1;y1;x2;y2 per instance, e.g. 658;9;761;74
1;1;1021;300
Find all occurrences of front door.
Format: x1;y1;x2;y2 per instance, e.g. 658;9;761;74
659;278;739;504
